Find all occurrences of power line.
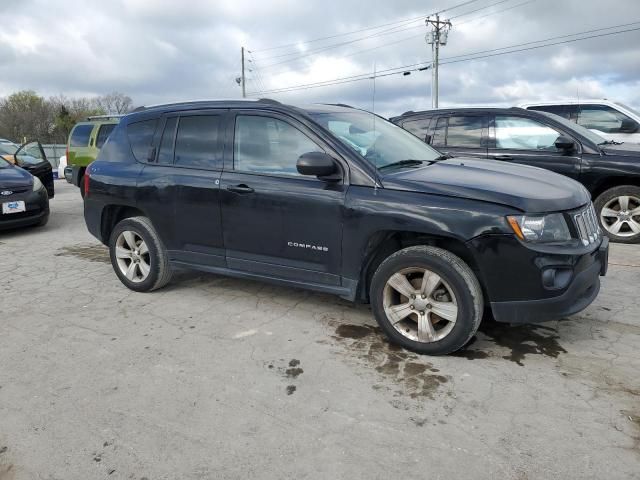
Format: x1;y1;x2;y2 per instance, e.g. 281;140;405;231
449;0;513;19
248;24;640;96
455;0;536;25
249;0;483;54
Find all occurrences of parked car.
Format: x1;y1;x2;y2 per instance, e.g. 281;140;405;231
391;107;640;244
0;156;49;230
83;100;607;356
0;141;54;198
520;100;640;144
65;115;121;195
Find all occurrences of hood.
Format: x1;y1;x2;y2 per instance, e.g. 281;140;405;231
0;163;34;189
600;142;640;156
382;158;590;212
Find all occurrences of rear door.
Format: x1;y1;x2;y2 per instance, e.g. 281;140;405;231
488;114;582;180
137;110;227;267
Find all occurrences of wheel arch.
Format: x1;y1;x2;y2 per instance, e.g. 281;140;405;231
100;205;147;244
591;177;640;200
356;230;483;303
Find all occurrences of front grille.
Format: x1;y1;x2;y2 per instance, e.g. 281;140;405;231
573;203;601;246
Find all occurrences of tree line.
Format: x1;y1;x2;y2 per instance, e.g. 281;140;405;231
0;90;134;144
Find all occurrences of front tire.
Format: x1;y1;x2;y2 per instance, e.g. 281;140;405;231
594;186;640;244
108;216;172;292
370;246;483;355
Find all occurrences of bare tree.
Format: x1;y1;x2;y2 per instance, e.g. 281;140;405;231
96;92;133;115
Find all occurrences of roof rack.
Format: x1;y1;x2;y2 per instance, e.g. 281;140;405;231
258;98;282;105
401;110;415;116
86;114;124;121
323;103;354;109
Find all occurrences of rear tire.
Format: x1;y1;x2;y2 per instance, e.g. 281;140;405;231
594;185;640;244
370;245;483;355
108;216;172;292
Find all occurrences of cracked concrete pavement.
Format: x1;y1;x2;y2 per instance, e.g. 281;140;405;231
1;182;639;479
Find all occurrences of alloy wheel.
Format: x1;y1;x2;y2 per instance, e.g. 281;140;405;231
600;195;640;237
382;267;458;343
115;230;151;283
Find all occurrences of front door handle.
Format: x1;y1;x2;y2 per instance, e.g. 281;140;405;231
492;154;513;161
227;184;254;194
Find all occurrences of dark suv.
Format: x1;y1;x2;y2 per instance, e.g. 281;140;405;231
83;100;608;355
391;107;640;243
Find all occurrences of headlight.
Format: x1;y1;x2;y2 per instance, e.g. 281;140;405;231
32;176;44;191
507;213;571;243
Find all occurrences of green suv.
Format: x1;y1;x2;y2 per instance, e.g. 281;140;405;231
64;115;121;194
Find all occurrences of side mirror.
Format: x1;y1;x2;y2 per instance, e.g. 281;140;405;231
296;152;339;180
554;136;575;151
619;118;639;134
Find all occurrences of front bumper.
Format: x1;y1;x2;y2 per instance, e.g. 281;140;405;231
469;235;608;324
0;189;50;231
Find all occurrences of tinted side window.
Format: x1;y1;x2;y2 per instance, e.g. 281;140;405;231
157;117;177;164
402;118;431;141
234;115;323;177
174;115;221;169
528;105;570;119
446;116;484;148
578;105;638;134
70;124;93;147
431;117;447;147
127;119;158;161
495;116;561;151
96;124;116;148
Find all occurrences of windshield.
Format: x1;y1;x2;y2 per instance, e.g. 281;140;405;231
309;110;442;169
614;102;640;118
538;111;607;145
0;157;11;168
0;143;18;155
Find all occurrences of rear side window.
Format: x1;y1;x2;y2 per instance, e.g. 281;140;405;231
402;118;431;141
446;116;484;148
69;124;93;147
174;115;222;169
127;119;158;161
96;124;116;148
431;117;447;147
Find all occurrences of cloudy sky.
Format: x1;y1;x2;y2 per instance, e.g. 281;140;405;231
0;0;639;116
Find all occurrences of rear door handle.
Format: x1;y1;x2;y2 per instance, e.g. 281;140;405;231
492;154;513;161
226;184;254;194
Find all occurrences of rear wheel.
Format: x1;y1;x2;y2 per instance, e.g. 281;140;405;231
370;246;483;355
108;216;172;292
594;186;640;244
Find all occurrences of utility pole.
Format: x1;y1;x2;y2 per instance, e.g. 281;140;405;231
241;46;246;98
425;15;451;109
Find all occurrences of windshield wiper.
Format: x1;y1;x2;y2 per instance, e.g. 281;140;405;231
377;159;426;171
433;154;453;160
598;140;624;145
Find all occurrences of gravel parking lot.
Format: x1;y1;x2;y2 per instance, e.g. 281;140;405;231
1;181;639;480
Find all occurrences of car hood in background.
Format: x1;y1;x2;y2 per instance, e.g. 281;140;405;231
0;164;34;189
600;142;640;156
382;157;591;212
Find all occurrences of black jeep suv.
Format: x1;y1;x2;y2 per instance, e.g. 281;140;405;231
391;107;640;244
84;100;608;355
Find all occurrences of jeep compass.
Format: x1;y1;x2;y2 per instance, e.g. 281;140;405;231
83;100;608;355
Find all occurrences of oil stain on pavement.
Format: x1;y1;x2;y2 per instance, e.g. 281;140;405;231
329;322;449;400
55;244;110;263
452;320;566;366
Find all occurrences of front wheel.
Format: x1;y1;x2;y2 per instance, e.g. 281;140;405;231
594;186;640;244
370;246;484;355
108;216;172;292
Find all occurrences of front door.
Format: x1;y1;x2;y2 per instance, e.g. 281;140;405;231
219;111;346;286
488;114;582;181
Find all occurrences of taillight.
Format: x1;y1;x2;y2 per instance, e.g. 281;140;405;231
84;168;90;197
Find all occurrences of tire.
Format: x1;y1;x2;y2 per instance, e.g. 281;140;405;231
37;214;49;227
594;185;640;244
78;173;85;198
370;245;484;355
108;216;172;292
